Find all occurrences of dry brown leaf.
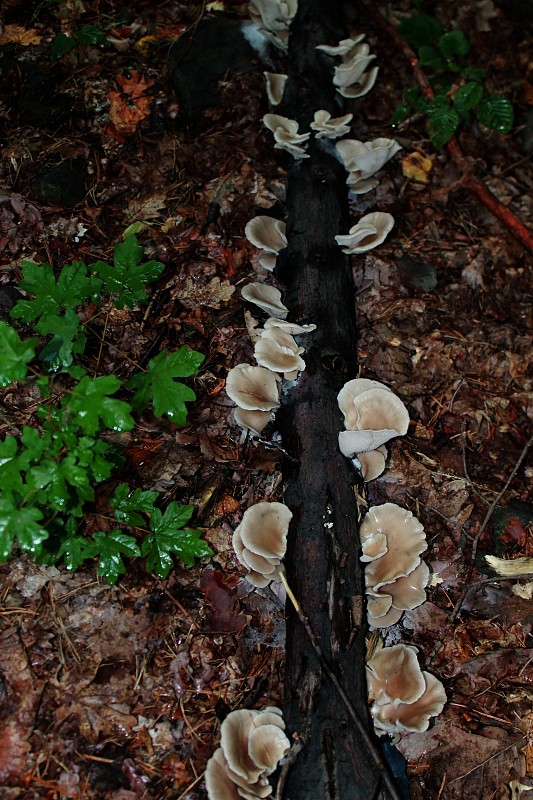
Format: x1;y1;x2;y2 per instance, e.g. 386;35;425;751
0;24;42;45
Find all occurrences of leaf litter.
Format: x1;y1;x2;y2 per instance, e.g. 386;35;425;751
0;0;532;799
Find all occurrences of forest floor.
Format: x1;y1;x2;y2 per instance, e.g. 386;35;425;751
0;1;532;799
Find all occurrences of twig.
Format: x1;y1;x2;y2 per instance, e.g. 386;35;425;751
360;0;533;253
275;739;305;800
460;423;491;507
279;572;403;800
450;431;533;620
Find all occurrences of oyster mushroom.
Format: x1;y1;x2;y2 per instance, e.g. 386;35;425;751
360;503;426;591
336;138;402;191
241;283;289;318
232;501;292;586
263;72;288;106
372;671;447;735
245;216;287;271
356;445;388;481
337;66;379;99
254;328;305;379
335;212;395;255
333;52;376;90
337;381;409;456
234;407;273;437
264;317;316;335
310;109;353;139
338;378;393;429
367;643;426;706
263;114;311;159
316;35;366;58
226;364;280;411
367;560;430;628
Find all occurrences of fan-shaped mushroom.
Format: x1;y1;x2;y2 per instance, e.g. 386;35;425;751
338;378;393;429
337;381;408;456
234;407;273;437
263;114;311;159
249;0;297;33
232;501;292;586
360;504;426;587
333;52;376;89
264;317;316;335
337;66;379;99
263;72;288;106
335;212;395;255
245;216;287;271
241;283;289;318
336;138;402;190
226;364;280;411
316;35;366;57
310;110;353;139
367;643;426;706
356;445;388;481
254;328;305;379
372;671;447;735
367;560;430;628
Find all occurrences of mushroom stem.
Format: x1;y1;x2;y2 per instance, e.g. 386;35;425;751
279;572;403;800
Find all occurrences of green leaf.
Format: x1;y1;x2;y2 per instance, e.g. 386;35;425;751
0;322;37;387
0;497;48;561
57;535;92;571
143;502;212;575
476;95;514;132
87;530;141;585
454;82;483;114
391;105;409;126
461;66;486;81
399;14;443;48
37;307;86;369
111;483;159;527
75;24;108;46
427;106;460;147
64;375;134;435
404;86;421;105
92;235;164;309
418;45;446;71
51;33;76;61
127;347;204;424
122;221;146;239
438;29;470;60
0;437;24;498
11;261;96;323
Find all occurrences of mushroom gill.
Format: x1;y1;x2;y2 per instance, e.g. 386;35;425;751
241;283;289;318
360;503;426;590
244;216;287;272
226;364;280;411
232;501;292;586
335;212;395;255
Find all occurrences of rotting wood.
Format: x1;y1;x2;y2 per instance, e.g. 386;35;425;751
275;1;397;797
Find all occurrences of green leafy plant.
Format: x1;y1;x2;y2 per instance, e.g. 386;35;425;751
0;234;208;583
51;24;107;61
393;12;514;147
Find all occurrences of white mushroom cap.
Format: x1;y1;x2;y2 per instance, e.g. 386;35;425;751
235;501;292;559
220;710;264;782
248;724;290;771
249;0;297;32
372;671;447;734
263;72;288;106
310;110;353;140
346;176;380;194
263;114;311;159
339;428;398;455
356;445;388;481
367;597;404;628
337;66;379;98
316;35;366;57
254;328;305;379
367;643;426;705
366;561;430;628
350;387;408;435
335;212;395;254
245;216;287;255
233;408;273;437
361;504;426;590
205;748;242;800
264;317;317;335
333;53;376;88
241;283;289;318
226;364;280;411
336;138;402;181
338;378;393;429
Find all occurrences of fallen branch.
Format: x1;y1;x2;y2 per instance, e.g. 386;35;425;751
361;0;533;253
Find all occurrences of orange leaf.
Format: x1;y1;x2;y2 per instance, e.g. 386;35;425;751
108;90;153;134
402;151;433;183
115;69;154;98
0;24;42;46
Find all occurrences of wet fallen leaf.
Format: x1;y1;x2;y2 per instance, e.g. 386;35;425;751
108;70;155;135
200;567;251;634
0;25;42;45
215;493;240;516
402;151;433;183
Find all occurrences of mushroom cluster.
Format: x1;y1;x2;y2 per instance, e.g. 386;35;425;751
337;378;409;476
263;114;311;159
232;501;292;586
310;110;353;140
317;35;379;99
248;0;297;50
205;707;290;800
336;138;402;194
367;644;447;735
360;503;430;628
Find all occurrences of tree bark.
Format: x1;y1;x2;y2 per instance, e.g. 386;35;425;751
277;1;386;798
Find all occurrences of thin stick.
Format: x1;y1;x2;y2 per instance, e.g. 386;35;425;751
450;432;533;620
279;572;403;800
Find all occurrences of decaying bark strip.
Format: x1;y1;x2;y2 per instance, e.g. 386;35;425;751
276;1;395;797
